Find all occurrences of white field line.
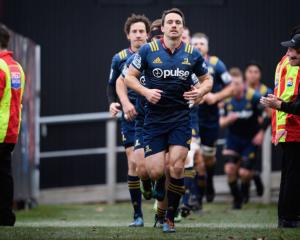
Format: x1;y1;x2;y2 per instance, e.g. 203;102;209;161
16;221;277;229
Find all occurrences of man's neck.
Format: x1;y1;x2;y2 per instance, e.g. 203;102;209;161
163;36;181;53
246;80;259;89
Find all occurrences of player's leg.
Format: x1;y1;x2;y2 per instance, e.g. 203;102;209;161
163;145;187;232
199;124;219;203
223;149;242;209
121;119;143;227
239;144;256;204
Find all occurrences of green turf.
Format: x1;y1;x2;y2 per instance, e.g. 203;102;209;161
0;202;299;240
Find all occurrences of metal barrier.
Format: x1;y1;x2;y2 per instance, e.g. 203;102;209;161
39;113;275;204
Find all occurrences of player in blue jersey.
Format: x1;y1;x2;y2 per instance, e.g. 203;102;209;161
220;68;263;209
106;14;151;227
117;20;169;227
189;32;234;204
125;8;213;233
242;62;272;203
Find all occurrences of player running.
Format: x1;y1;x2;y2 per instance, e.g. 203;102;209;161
125;8;212;232
106;14;151;227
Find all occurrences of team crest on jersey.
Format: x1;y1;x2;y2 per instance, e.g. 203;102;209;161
135;139;141;147
133;54;142;69
153;57;162;64
287;77;293;87
208;66;215;75
11;71;21;89
145;145;152;153
181;58;191;65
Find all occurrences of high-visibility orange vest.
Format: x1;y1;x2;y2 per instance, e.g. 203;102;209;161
272;55;300;143
0;51;25;143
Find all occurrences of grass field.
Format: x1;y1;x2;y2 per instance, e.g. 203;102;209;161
0;201;299;240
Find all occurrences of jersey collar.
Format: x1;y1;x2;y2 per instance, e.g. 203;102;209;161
0;51;13;58
160;38;183;55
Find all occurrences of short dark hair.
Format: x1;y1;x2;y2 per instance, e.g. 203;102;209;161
245;61;262;73
192;32;209;42
0;23;10;49
229;67;243;78
124;14;151;35
150;19;162;32
161;8;185;26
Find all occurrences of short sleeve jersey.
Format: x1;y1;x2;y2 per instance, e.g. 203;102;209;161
131;39;208;124
108;48;134;88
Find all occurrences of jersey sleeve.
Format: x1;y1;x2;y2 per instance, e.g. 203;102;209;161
215;59;231;86
0;69;6;99
121;55;135;78
131;44;148;72
108;54;121;86
192;50;208;77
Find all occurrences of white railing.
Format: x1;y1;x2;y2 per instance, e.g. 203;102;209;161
38;113;276;204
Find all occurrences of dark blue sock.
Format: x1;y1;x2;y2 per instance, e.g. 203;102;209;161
182;168;195;206
128;175;142;219
166;177;185;222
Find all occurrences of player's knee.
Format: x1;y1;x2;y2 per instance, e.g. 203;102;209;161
170;166;184;178
239;168;252;181
136;164;148;179
202;145;216;166
224;162;237;176
149;168;164;180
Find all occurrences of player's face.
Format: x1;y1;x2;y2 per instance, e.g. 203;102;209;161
127;22;148;49
286;47;300;66
181;29;190;43
191;37;208;56
232;76;244;96
245;65;261;85
161;13;184;40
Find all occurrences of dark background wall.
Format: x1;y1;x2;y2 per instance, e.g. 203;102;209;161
1;0;298;188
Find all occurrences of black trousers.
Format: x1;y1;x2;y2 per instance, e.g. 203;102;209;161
278;142;300;221
0;143;15;225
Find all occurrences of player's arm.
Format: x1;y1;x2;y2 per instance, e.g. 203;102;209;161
107;55;121;117
116;74;137;121
125;65;162;104
219;111;239;128
183;73;213;103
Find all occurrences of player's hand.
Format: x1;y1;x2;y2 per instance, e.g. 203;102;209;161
144;88;163;104
183;86;204;101
227;112;239;123
252;130;264;146
109;102;121;117
122;102;137;121
260;94;282;109
203;93;218;105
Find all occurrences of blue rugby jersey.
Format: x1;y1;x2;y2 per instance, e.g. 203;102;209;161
198;55;231;125
130;39;207;124
108;48;134;92
222;88;263;139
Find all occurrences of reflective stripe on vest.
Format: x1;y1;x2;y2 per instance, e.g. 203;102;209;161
0;59;25;143
274;57;300;142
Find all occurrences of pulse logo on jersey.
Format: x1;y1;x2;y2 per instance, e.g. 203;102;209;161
287;77;293;87
140;76;146;85
133;54;142;69
152;68;189;80
11;72;21;89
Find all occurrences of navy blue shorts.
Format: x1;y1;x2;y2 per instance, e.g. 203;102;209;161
143;121;191;157
134;113;144;150
121;114;135;149
198;122;219;147
225;133;256;169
